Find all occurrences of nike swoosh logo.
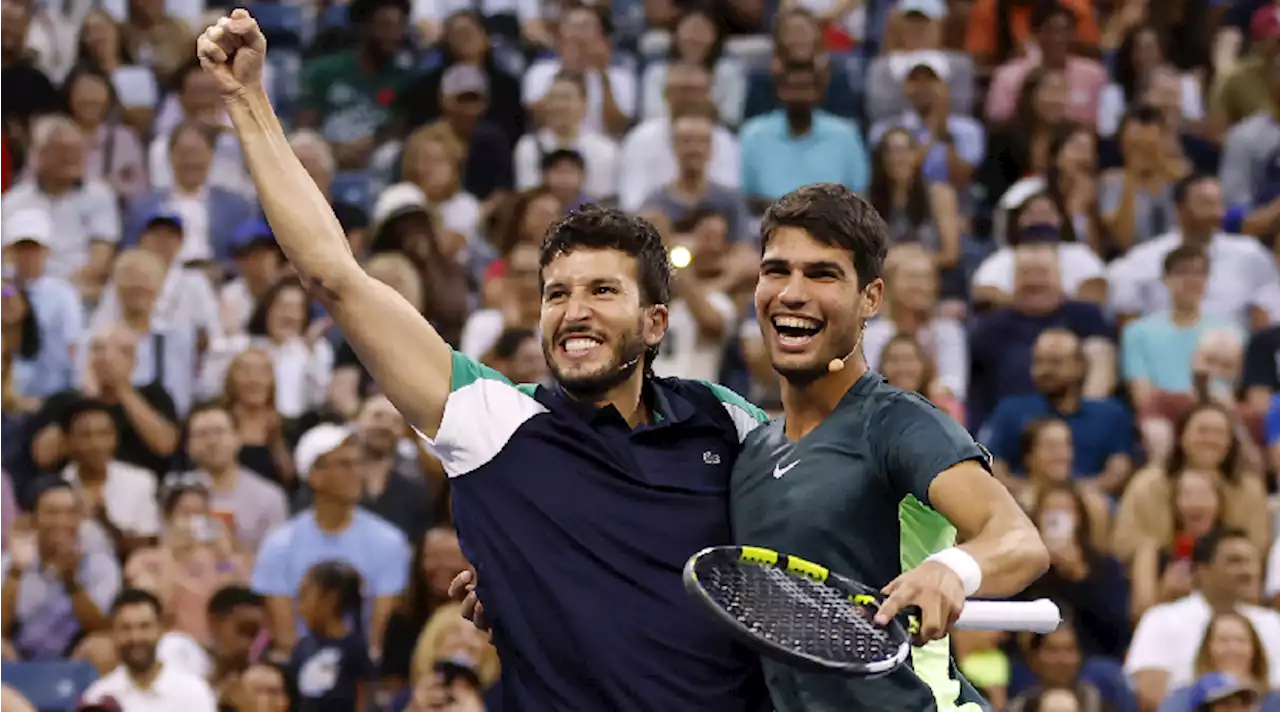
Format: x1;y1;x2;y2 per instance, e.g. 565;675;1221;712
773;460;800;479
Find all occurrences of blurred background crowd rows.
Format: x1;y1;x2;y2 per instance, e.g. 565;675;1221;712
3;0;1280;709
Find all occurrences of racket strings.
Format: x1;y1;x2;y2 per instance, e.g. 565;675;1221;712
699;562;904;664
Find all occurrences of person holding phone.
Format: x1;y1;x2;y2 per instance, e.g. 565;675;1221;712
1017;483;1132;660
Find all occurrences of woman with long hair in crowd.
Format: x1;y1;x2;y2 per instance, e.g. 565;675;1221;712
217;347;293;487
483;328;549;386
1158;611;1280;712
639;8;745;126
403;124;482;252
1020;483;1131;660
982;67;1071;217
73;8;155;134
1115;402;1270;565
1014;418;1111;549
863;245;967;399
124;480;249;643
61;65;146;200
460;241;541;360
1043;124;1105;254
866;128;963;273
201;278;334;424
875;333;965;424
1099;25;1205;138
481;186;562;303
1130;468;1225;617
407;604;501;709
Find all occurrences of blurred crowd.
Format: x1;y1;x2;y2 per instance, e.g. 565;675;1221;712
2;0;1280;710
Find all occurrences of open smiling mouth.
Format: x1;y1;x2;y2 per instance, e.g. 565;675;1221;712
560;335;604;359
772;315;823;350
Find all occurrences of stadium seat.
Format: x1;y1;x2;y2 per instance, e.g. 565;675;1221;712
1;660;99;712
249;3;306;51
331;171;373;210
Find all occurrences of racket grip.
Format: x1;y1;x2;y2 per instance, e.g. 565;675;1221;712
955;599;1062;634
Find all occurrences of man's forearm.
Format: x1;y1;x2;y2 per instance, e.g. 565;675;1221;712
960;513;1050;598
224;88;360;291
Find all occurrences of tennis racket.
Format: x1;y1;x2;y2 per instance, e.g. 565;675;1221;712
683;545;1062;678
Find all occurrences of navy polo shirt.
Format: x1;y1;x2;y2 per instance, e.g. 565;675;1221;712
980;394;1135;477
968;300;1112;430
417;351;770;712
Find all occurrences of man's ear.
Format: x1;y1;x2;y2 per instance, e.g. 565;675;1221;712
644;304;669;349
861;278;885;319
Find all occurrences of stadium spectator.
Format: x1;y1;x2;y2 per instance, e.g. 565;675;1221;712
81;588;217;710
869;50;985;194
481;327;547;385
515;70;620;201
1214;6;1280;133
865;131;964;280
863;244;967;398
216;347;293;486
640;8;745;126
742;8;858;120
740;60;869;202
31;325;180;476
1157;611;1280;712
1108;174;1280;330
640;110;750;243
218;221;286;336
428;64;516;208
521;6;637;137
147;61;249;197
290;560;374;711
182;401;289;552
230;661;289;712
979;325;1128;491
408;603;499;703
251;423;410;659
3;116;120;300
403;123;483;250
399;10;526;142
1098;26;1207;140
984;2;1107;128
1;477;120;664
63;66;147;201
1129;468;1225;616
1100;105;1186;249
461;242;539;359
380;525;470;690
981;69;1071;218
1013;418;1112;550
865;0;976;124
875;333;965;423
1125;530;1280;711
1004;623;1112;712
1115;403;1270;564
0;0;60;136
1020;483;1131;659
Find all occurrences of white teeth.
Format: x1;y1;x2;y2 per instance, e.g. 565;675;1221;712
564;338;600;353
773;316;821;329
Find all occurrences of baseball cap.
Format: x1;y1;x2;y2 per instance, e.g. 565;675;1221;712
294;423;356;482
76;696;124;712
897;0;947;20
144;211;184;233
231;218;277;255
441;64;489;97
1253;5;1280;41
372;182;430;228
889;50;951;82
1188;673;1258;710
2;208;52;247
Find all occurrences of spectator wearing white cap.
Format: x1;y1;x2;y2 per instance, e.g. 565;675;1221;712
869;49;986;194
864;0;977;125
250;424;411;661
1;208;84;399
2;116;120;300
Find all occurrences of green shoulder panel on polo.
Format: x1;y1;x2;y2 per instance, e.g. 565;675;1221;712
730;372;992;712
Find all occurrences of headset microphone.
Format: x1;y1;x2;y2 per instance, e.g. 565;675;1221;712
827;323;867;374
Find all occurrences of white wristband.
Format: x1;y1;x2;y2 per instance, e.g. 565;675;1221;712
926;547;983;597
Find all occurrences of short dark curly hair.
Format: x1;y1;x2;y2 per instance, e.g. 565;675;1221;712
539;204;671;369
760;183;888;288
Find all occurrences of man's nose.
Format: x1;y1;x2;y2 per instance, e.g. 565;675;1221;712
564;293;593;321
778;274;810;308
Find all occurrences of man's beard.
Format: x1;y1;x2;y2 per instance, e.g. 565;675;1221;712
543;323;648;400
121;643;157;674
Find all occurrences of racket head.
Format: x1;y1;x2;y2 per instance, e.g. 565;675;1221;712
683;545;912;678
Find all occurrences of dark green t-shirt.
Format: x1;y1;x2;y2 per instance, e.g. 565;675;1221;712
298;51;418;144
730;372;992;712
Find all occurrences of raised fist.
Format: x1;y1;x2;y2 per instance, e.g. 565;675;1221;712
196;9;267;95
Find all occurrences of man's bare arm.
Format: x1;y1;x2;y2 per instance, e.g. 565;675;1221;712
929;461;1050;597
204;13;453;436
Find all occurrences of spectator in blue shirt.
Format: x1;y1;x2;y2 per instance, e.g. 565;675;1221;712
981;327;1133;496
740;61;869;203
251;423;411;663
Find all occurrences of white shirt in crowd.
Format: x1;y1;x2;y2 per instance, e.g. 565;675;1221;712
2;180;121;281
522;60;638;135
61;461;162;538
82;662;218;712
157;631;214;681
1096;75;1204;138
1108;232;1280;328
433;191;483;246
218;279;257;335
92;264;223;340
973;243;1106;299
651;294;736;383
1124;592;1280;690
514;128;620;199
148;131;255;201
166;189;215;264
617;117;741;212
1267;539;1280;601
199;334;335;419
460;309;511;361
